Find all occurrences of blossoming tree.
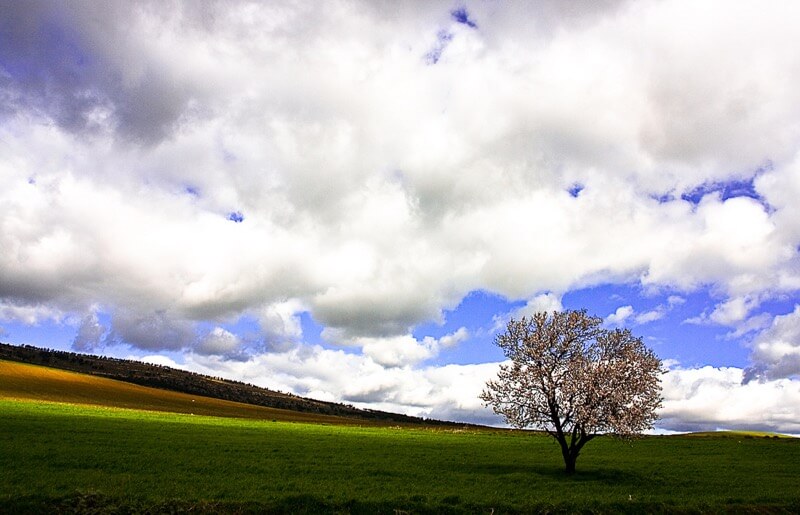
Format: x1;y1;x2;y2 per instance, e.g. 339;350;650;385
480;310;663;474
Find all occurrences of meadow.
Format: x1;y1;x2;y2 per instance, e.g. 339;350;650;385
2;359;799;513
1;399;799;514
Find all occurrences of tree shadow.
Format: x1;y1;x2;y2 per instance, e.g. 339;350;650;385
463;462;642;485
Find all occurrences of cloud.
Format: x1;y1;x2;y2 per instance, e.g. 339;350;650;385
745;305;800;381
2;1;800;431
709;295;761;325
634;307;665;324
0;301;62;325
329;327;470;368
0;0;220;143
438;326;469;349
725;312;772;340
667;295;685;307
515;293;564;318
488;293;565;337
183;346;502;423
358;335;438;368
684;295;774;340
196;327;243;357
606;297;681;326
72;312;107;352
425;30;454;65
756;152;800;247
606;305;634;325
258;300;305;351
3;1;800;347
107;310;195;351
661;365;800;434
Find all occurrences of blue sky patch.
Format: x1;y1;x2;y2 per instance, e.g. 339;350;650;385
451;7;478;28
562;283;757;368
425;30;454;65
299;312;324;346
680;175;771;211
0;281;784;378
417;290;524;365
417;283;770;369
1;319;77;351
651;192;674;204
567;183;584;197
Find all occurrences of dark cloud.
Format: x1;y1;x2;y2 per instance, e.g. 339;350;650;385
0;0;210;143
195;326;248;359
72;312;107;351
107;309;195;351
1;1;108;131
342;385;397;404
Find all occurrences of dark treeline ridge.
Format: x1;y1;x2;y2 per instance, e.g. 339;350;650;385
0;342;462;426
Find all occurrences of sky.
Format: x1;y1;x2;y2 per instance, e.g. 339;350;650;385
1;0;800;433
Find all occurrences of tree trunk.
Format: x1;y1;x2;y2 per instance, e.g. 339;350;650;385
557;430;594;474
563;451;577;475
559;441;578;475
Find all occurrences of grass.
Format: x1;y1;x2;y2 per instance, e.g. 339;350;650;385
1;399;799;514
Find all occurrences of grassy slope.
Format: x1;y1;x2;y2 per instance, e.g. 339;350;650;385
0;359;370;425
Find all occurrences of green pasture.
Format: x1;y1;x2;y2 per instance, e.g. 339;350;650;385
1;399;798;514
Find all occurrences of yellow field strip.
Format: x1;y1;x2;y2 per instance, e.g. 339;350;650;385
0;359;361;425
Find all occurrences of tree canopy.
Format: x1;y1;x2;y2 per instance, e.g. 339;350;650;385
480;310;663;473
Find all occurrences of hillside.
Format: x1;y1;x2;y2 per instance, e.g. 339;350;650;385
0;342;459;426
0;359;371;424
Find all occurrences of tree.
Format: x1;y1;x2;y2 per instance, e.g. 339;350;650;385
480;310;663;474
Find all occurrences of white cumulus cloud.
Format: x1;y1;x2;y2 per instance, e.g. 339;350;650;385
746;305;800;381
2;0;800;431
606;305;635;325
661;365;800;434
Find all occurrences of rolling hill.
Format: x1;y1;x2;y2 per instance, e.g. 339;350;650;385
0;359;382;424
0;342;460;426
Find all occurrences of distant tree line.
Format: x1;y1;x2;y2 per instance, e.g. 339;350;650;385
0;342;462;427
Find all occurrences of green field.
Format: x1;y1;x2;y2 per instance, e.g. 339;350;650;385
1;399;799;514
